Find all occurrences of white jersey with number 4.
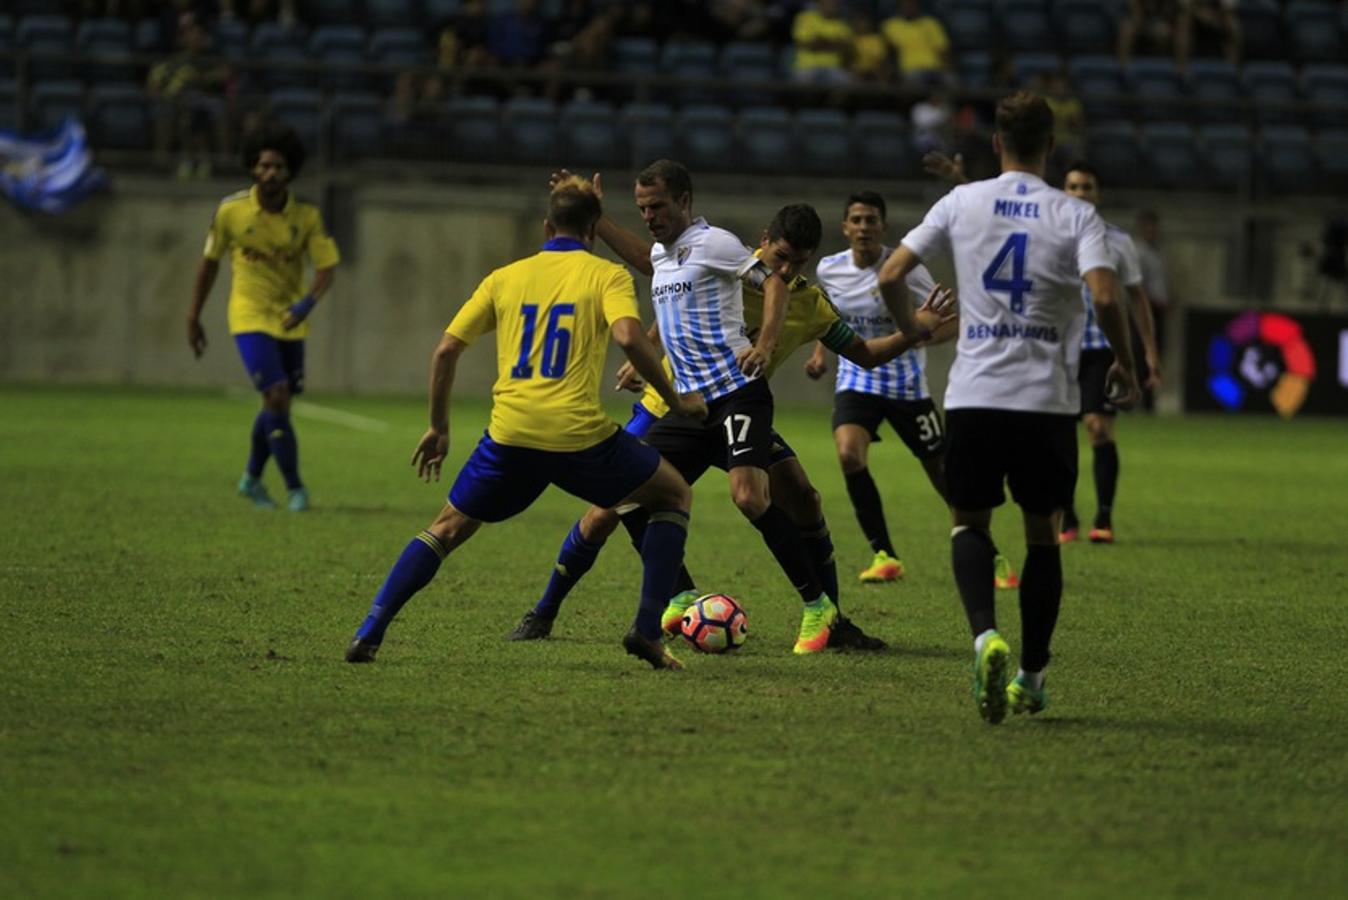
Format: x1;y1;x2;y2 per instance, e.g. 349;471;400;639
815;246;933;401
901;171;1115;415
650;216;763;402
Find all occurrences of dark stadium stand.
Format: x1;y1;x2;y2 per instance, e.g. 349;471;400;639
0;1;1345;193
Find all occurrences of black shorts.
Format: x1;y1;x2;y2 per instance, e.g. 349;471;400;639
1078;348;1117;416
944;408;1078;516
644;378;777;483
831;390;945;460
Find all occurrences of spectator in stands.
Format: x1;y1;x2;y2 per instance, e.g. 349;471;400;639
791;0;854;86
850;11;892;85
1117;0;1180;66
1041;70;1086;172
549;0;619;71
707;0;775;43
148;13;231;179
1175;0;1240;70
487;0;551;69
219;0;300;29
881;0;953;86
612;2;670;42
910;88;954;154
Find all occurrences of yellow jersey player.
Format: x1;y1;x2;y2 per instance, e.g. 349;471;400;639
345;177;706;671
508;198;955;652
186;123;340;512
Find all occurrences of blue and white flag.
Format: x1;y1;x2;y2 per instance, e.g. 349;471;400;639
0;118;106;215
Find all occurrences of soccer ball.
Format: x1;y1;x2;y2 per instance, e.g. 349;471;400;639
679;593;748;654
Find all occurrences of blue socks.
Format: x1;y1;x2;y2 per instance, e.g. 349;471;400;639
354;531;446;646
247;411;271;478
534;522;605;619
635;509;690;640
262;410;302;490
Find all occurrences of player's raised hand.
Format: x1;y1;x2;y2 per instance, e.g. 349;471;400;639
614;360;644;392
411;428;449;482
804;345;828;380
1105;362;1140;411
672;391;707;420
735;344;769;378
549;169;603;198
922;151;966;185
187;317;207;357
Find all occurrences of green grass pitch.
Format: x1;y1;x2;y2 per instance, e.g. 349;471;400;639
2;385;1346;898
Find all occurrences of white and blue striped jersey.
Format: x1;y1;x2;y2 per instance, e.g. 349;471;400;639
901;171;1115;415
650;217;764;402
1080;222;1143;351
815;246;933;401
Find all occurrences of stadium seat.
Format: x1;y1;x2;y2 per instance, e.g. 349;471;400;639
269;88;324;154
1301;64;1348;128
661;40;718;104
1285;1;1346;63
447;95;501;161
796;108;852;175
88;82;152;150
1086;121;1144;187
0;78;17;130
369;27;430;65
1141;122;1200;188
310;24;365;57
16;14;75;80
737;107;794;174
132;19;163;54
1238;0;1286;61
1126;57;1187;121
1315;128;1348;187
612;38;656;76
721;41;777;105
365;0;418;29
1199;123;1254;188
559;99;620;168
259;42;312;90
1070;55;1126;121
331;91;384;160
957;51;991;89
1053;0;1115;54
424;0;462;26
29;79;85;130
618;101;675;166
1259;125;1316;192
1186;60;1243;123
1242;61;1300;125
213;19;249;61
1002;0;1053;52
852;111;912;179
501;96;558;165
939;1;996;52
1011;52;1062;87
311;25;369;91
676;104;734;170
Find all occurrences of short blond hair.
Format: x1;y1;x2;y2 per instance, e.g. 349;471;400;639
548;176;602;235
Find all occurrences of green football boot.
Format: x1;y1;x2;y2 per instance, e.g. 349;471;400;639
972;632;1011;724
1007;673;1050;716
287;487;310;512
660;590;699;639
238;473;276;509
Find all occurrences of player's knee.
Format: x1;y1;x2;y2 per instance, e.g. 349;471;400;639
731;484;769;519
582;506;622;542
837;449;867;474
263;384;291;414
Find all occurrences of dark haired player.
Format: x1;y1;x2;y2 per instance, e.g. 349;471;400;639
508;193;953;651
879;92;1139;722
806;190;1019;590
344;177;706;670
187;123;339;511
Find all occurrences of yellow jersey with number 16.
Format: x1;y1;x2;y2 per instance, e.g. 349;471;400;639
447;242;640;452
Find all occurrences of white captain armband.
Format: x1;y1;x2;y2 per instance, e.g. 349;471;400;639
741;260;773;289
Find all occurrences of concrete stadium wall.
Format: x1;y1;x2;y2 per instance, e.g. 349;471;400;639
1;171;1338;408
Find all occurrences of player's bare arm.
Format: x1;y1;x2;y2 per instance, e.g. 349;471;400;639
875;244;920;334
922;151;968;185
611;317;706;419
840;283;957;367
187;257;220;357
804;341;829;379
736;269;787;377
614;320;662;392
1084;267;1140;409
1126;283;1163;389
414;332;467;482
550;168;655;275
281;265;337;331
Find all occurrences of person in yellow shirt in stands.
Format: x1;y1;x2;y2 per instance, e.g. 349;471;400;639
882;0;953;85
187;123;340;512
792;0;855;85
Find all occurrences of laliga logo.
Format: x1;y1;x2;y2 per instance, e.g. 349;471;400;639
1207;311;1316;419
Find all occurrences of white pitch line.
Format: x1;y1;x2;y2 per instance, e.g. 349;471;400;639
291;400;390;433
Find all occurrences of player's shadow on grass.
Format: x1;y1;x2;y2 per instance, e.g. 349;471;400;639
1020;714;1275;742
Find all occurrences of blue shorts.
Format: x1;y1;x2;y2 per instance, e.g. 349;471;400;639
448;428;661;523
234;332;305;394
